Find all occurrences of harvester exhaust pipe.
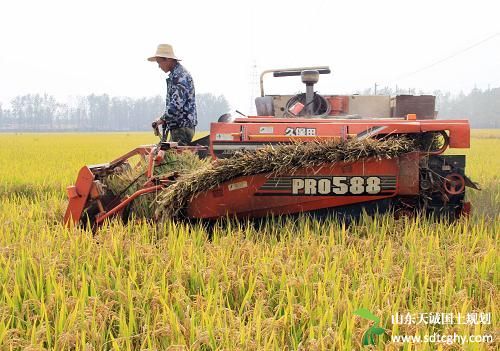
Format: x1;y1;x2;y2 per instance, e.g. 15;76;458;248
301;70;320;115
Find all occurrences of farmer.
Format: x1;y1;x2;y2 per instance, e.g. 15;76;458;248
149;44;197;145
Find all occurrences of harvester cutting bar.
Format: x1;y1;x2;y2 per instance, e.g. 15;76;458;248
94;185;163;224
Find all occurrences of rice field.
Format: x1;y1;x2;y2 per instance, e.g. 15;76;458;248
0;131;498;350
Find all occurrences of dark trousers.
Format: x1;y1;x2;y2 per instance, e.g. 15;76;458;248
169;127;195;145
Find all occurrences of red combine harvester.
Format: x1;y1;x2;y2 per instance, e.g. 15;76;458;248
65;67;477;227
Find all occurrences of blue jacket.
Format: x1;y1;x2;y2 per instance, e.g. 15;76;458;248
161;62;197;129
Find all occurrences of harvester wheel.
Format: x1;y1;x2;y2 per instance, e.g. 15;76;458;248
443;173;465;195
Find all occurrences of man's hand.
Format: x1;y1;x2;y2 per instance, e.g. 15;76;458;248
152;118;165;136
151;118;165;129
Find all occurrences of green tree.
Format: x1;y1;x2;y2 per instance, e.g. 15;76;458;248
196;93;230;130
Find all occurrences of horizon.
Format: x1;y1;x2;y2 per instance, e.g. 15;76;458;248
1;0;499;114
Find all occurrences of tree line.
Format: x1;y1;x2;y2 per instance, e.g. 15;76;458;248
0;93;230;132
0;87;498;131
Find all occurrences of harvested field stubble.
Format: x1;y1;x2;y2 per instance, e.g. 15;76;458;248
0;131;498;350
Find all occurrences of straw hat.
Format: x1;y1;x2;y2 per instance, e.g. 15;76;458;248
147;44;181;61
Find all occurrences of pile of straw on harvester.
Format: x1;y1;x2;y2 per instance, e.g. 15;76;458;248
104;137;417;221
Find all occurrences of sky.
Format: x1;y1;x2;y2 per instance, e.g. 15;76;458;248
0;0;499;114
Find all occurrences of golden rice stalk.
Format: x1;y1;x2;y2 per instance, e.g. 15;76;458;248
104;150;210;218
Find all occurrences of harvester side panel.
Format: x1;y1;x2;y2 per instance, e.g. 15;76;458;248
187;157;405;219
